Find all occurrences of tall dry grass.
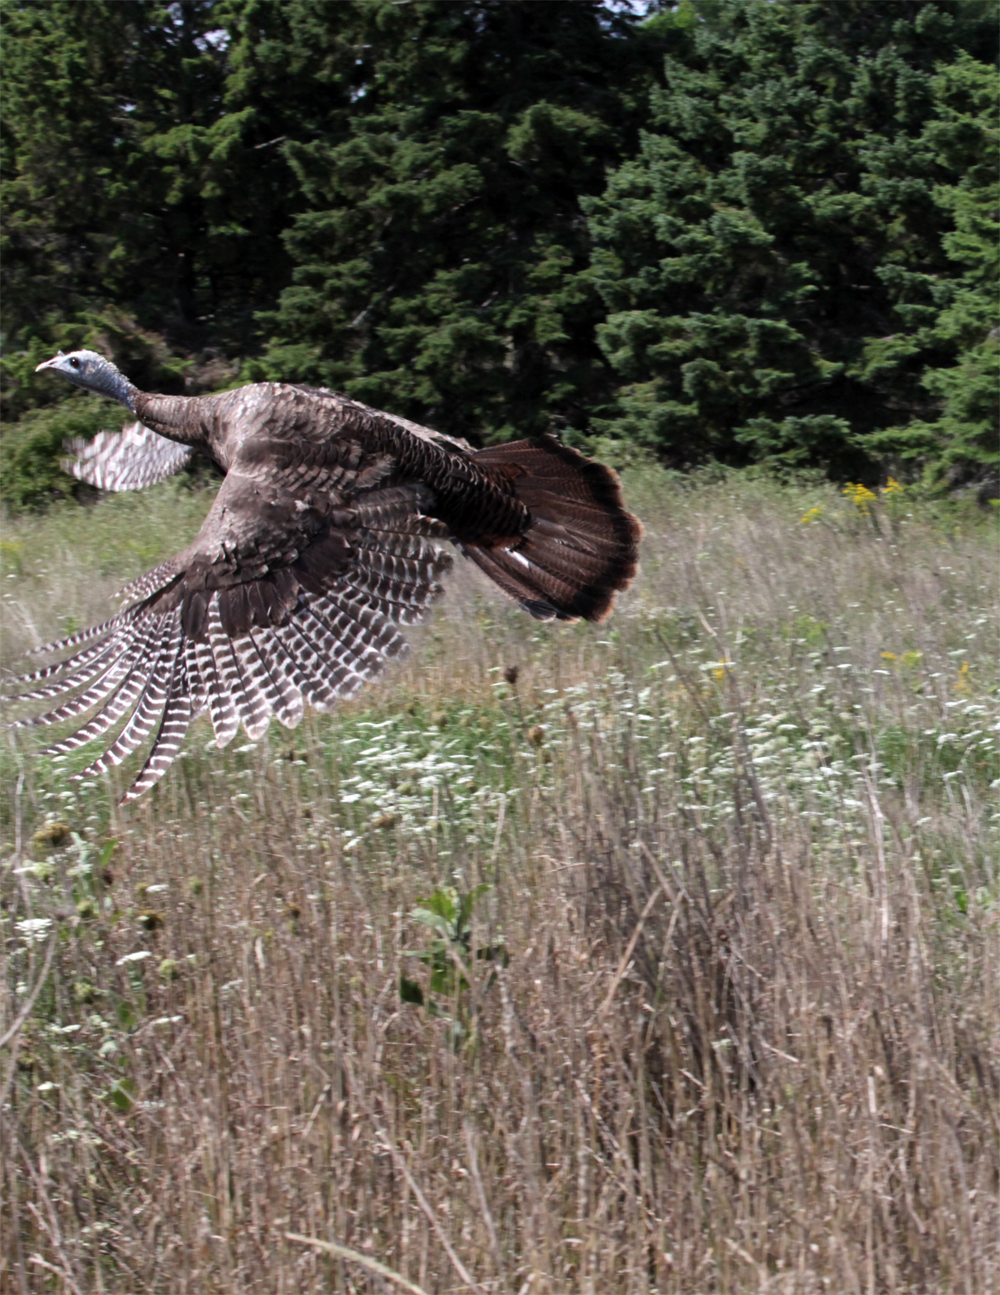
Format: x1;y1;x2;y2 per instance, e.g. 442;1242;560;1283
2;469;998;1293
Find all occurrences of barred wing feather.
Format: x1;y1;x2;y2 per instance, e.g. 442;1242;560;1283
4;472;451;802
65;423;192;492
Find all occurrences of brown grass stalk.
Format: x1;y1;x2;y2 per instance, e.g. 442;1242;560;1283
2;470;997;1292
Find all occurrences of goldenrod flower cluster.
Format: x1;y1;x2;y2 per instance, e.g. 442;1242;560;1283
842;478;906;516
842;482;878;513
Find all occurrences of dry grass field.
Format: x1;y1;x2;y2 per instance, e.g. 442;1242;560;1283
2;468;998;1293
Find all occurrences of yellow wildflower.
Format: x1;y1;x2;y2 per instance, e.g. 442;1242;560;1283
843;482;877;514
799;505;824;524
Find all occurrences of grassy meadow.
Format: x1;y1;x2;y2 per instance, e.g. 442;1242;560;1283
1;468;998;1293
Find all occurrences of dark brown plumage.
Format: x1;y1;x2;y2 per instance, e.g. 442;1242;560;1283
9;351;641;800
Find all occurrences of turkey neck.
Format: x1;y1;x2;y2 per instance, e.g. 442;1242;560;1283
133;392;214;450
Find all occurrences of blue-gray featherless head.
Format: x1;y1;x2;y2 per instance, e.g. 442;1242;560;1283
35;350;137;412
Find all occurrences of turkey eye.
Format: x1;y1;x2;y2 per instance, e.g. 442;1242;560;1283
69;357;80;369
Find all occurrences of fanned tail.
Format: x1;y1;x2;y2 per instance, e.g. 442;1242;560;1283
465;436;641;622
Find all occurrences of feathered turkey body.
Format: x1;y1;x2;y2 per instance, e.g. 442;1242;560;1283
9;351;641;801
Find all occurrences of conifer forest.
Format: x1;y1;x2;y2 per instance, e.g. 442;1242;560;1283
1;0;997;501
1;3;998;1293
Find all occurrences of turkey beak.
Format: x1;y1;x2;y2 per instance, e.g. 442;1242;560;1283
35;356;61;372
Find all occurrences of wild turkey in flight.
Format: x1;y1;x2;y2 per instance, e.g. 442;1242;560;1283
10;350;640;801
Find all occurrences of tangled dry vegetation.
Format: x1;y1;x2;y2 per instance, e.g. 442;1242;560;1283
2;470;998;1293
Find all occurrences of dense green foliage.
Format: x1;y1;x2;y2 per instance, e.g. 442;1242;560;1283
588;0;999;483
249;1;663;443
0;0;292;347
1;0;996;506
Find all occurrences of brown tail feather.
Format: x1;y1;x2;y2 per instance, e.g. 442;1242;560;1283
467;436;641;622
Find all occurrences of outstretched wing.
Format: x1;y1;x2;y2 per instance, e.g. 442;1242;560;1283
8;379;639;802
65;422;192;491
5;458;452;802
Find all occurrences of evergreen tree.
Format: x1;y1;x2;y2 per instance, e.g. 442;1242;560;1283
2;0;992;505
866;51;998;492
587;0;998;486
254;0;663;443
0;0;295;353
0;0;309;505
